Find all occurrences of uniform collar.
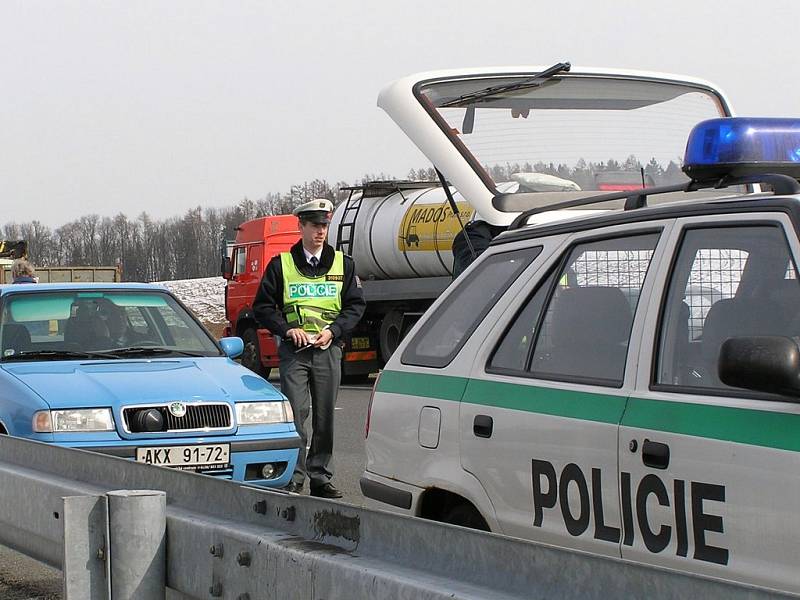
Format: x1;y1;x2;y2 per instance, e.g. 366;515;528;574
290;240;335;274
302;246;323;264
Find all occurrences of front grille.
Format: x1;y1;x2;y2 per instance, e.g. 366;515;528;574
123;403;232;433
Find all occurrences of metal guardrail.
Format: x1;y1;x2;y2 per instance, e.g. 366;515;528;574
0;435;792;599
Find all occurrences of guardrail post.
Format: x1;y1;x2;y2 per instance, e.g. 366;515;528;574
107;490;166;600
63;495;109;599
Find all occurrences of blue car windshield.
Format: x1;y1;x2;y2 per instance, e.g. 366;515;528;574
0;290;222;360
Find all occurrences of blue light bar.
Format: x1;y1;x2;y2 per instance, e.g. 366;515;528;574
683;117;800;180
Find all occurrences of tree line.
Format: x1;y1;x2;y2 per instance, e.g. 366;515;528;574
3;157;682;282
1;178;351;282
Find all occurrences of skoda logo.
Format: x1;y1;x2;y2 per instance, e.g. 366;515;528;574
168;402;187;418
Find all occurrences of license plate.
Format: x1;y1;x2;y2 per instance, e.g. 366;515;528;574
135;444;230;470
351;336;370;350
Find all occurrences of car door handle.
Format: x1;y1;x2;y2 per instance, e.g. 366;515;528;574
473;415;493;438
641;439;670;469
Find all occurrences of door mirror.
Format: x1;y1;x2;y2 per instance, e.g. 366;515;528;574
219;336;244;359
719;336;800;397
221;256;232;280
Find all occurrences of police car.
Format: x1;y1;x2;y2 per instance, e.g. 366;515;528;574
361;117;800;594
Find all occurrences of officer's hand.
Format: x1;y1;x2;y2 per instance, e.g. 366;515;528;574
287;328;311;347
314;329;333;348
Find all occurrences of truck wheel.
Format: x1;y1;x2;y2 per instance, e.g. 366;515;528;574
379;311;403;364
341;368;371;385
442;503;489;531
240;328;271;379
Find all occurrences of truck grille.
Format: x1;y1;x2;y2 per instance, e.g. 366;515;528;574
123;403;232;433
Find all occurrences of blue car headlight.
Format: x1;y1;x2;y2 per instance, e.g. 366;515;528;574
33;408;115;433
235;401;294;425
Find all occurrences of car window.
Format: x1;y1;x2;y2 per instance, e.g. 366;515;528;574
489;268;558;372
402;247;541;368
234;247;247;275
0;290;221;358
527;233;660;386
656;225;800;390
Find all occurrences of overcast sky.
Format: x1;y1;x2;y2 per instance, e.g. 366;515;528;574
1;0;797;226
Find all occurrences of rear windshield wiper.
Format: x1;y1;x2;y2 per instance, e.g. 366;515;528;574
439;61;571;108
2;350;120;361
105;346;208;358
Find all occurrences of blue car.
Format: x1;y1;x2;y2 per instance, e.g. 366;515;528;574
0;282;299;487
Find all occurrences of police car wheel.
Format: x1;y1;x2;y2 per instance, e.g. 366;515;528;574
442;503;489;531
240;328;271;379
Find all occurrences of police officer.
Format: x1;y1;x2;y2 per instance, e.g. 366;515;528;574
253;199;366;497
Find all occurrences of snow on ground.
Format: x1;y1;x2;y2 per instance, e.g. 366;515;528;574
157;276;227;325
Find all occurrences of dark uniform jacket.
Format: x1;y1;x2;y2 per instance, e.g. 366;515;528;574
451;220;506;279
253;240;366;343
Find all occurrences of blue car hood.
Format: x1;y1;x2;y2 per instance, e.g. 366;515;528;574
1;358;284;409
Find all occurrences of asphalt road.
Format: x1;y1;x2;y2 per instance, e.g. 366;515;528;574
0;380;375;599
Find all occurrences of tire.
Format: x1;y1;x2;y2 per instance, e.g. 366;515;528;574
240;328;271;379
341;372;371;385
379;311;403;364
442;503;489;531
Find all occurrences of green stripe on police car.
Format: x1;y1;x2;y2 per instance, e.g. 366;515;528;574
377;370;800;452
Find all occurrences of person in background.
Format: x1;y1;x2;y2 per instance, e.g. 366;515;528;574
98;302;137;347
253;198;366;498
10;258;37;284
451;220;506;279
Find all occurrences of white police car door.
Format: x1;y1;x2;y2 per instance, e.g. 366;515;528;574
622;216;800;593
460;228;663;557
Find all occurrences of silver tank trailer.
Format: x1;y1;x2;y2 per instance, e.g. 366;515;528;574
328;184;476;280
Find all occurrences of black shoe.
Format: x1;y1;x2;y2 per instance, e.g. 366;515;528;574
283;481;304;494
310;482;342;499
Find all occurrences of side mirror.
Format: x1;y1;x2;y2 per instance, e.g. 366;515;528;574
719;336;800;397
219;336;244;359
221;256;232;280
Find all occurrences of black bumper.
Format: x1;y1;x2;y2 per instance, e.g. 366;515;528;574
359;475;412;510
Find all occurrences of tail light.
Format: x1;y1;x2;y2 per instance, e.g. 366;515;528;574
365;371;381;438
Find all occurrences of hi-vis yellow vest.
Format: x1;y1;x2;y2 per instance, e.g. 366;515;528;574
281;251;344;334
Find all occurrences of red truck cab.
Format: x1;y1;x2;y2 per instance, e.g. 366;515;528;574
223;215;300;378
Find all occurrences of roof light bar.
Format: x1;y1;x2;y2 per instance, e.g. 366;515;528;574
683;117;800;180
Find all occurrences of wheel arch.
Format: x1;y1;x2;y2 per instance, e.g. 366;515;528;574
418;487;491;532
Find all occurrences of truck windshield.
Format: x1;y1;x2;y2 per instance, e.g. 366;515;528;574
416;74;728;193
0;290;222;360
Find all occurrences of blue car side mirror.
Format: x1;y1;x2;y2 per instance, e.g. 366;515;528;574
219;336;244;359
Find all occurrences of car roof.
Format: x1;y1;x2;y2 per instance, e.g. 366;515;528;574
495;192;800;246
0;282;168;296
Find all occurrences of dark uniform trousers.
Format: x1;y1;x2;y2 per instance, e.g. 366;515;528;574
279;340;342;486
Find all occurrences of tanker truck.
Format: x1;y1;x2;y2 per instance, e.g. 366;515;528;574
228;64;737;378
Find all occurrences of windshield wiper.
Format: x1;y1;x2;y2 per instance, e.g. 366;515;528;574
106;346;208;358
439;61;571;108
2;350;120;361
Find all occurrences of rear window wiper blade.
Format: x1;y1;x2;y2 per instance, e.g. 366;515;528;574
439;61;571;108
106;346;208;357
2;350;120;361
